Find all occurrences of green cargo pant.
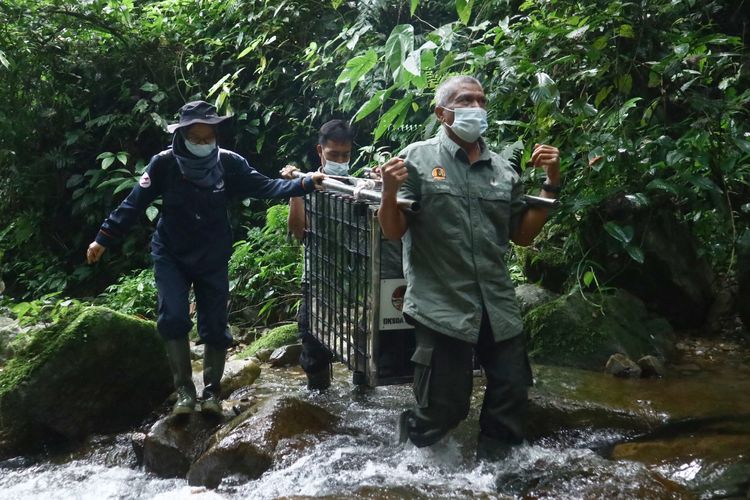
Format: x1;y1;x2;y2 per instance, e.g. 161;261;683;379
402;309;533;449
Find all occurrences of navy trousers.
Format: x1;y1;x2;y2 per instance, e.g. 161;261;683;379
152;252;233;349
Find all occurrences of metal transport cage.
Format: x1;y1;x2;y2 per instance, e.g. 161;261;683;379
304;189;415;387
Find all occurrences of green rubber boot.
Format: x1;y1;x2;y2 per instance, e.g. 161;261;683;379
164;338;197;415
201;344;226;416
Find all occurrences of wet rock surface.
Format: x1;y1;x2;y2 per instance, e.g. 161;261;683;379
142;414;222;478
268;343;303;367
187;395;337;488
637;355;666;378
220;358;262;398
605;353;642;378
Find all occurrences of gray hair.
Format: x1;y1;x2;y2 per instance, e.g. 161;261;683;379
434;75;483;108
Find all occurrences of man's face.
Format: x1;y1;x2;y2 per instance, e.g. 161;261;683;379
435;82;487;126
184;123;217;144
317;140;352;170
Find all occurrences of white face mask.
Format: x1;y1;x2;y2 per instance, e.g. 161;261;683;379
444;107;488;142
185;139;217;157
323;159;350;177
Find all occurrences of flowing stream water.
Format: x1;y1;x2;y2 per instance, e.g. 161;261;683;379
1;338;748;499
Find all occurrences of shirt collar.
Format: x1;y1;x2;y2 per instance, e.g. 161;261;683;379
437;128;492;165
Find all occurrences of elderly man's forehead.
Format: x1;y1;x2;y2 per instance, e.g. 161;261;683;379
447;83;485;101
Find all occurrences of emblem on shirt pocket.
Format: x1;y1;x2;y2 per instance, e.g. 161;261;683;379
215;179;225;191
139;172;151;188
431;167;446;180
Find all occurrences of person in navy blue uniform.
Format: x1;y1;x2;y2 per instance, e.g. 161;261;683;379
87;101;324;416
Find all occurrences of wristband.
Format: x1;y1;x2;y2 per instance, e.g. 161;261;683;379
541;182;561;194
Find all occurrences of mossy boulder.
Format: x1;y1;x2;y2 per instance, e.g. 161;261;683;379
239;323;298;359
0;306;172;458
524;289;674;370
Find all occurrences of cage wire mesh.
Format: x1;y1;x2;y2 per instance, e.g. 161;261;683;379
304;190;415;386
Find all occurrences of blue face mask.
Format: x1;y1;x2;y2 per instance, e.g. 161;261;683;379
185;139;217;157
444;107;488;142
323;159;350;177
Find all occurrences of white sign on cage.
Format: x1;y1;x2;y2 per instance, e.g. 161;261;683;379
378;278;412;330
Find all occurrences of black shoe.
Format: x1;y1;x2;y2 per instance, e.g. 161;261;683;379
306;366;331;391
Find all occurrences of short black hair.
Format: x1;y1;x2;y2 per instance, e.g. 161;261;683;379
318;119;354;145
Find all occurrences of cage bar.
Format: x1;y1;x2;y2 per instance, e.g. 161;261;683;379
304;190;415;386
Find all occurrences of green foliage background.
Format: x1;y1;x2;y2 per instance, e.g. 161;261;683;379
0;0;748;322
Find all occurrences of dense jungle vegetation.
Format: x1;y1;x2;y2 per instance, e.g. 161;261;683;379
0;0;748;327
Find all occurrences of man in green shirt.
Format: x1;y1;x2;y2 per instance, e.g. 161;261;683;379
378;75;560;458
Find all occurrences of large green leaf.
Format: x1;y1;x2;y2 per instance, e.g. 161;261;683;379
410;0;420;16
646;179;680;196
354;87;394;122
603;222;633;244
336;49;378;91
384;25;414;80
373;95;413;140
624;244;645;264
456;0;474;25
530;72;560;107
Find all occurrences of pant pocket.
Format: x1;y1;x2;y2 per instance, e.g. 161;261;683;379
411;346;433;409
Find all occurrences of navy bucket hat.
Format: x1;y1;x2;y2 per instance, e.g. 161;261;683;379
166;100;231;133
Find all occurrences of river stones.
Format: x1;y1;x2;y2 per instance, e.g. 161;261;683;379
524;289;674;371
0;307;172;458
636;355;665;378
220;357;262;398
142;414;221;478
187;395;337;488
268;343;303;367
605;353;642;378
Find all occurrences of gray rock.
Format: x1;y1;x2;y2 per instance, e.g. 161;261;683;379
637;355;665;378
605;353;642;378
187;396;336;488
268;343;303;367
254;348;275;363
131;432;146;465
515;284;559;315
190;343;205;361
143;414;221;478
220;358;262;398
